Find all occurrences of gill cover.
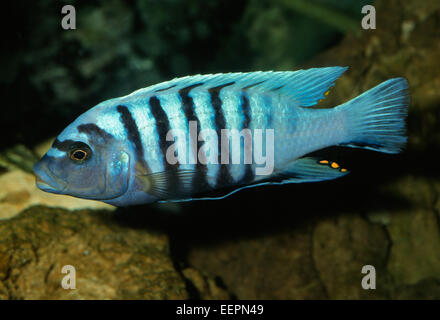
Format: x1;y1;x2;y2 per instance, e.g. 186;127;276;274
103;150;131;199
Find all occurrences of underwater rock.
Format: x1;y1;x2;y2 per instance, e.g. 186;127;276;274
312;214;393;299
187;227;328;299
0;206;188;299
385;176;440;286
181;268;230;300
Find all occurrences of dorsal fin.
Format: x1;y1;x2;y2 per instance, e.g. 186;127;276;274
123;67;348;107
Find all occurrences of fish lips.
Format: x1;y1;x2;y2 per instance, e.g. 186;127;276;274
33;159;67;194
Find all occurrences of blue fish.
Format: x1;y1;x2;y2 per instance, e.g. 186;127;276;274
33;67;409;206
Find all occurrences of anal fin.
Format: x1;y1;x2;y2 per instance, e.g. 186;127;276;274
275;157;349;184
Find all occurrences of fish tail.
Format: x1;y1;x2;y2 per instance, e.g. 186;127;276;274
337;78;410;153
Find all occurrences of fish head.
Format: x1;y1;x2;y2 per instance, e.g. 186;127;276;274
33;115;131;201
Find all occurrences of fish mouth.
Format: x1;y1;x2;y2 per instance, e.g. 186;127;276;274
35;175;58;193
33;160;67;194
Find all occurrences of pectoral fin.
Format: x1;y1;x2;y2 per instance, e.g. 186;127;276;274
136;169;197;200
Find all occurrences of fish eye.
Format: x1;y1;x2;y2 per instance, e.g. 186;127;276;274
68;142;92;163
70;149;88;161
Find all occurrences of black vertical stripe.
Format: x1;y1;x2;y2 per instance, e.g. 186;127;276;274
116;105;150;173
208;81;235;188
148;96;174;169
240;80;269;184
179;83;204;120
148;95;183;197
240;92;255;184
241;93;251;129
178;83;209;193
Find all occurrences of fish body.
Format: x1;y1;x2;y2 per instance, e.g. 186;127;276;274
33;67;409;206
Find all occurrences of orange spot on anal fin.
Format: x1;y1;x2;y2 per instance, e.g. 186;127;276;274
340;168;348;172
319;160;329;164
331;162;339;169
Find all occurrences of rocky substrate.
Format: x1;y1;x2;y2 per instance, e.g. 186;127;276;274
0;206;229;299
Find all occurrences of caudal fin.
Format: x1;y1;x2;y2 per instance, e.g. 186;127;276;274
338;78;410;154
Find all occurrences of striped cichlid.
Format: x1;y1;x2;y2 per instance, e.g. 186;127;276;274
33;67;409;206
